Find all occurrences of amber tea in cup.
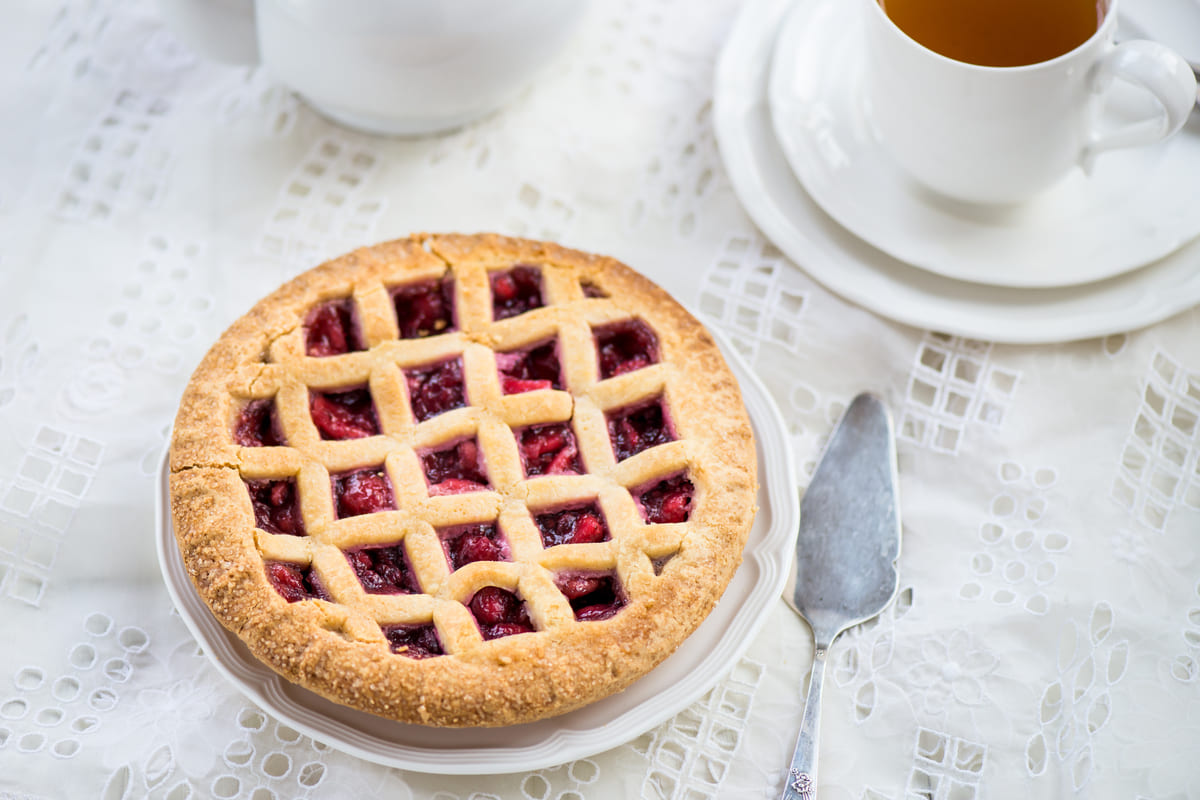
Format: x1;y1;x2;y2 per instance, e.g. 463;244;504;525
864;0;1196;203
877;0;1107;67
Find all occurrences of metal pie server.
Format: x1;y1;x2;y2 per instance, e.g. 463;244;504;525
780;393;902;800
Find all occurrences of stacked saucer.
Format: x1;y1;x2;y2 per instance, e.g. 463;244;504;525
715;0;1200;343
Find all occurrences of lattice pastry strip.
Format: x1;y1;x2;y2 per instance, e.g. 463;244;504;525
170;233;756;727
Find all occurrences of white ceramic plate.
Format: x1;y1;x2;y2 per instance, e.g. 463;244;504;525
155;330;799;775
767;0;1200;289
716;0;1200;343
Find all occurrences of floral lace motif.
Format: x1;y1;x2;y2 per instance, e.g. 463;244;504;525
1;605;765;800
959;461;1067;615
1025;603;1129;792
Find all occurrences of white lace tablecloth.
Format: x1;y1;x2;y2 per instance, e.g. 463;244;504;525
3;1;1199;798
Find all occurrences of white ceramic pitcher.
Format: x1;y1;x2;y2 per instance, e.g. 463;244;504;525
159;0;589;135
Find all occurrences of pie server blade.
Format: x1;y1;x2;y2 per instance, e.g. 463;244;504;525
779;392;902;799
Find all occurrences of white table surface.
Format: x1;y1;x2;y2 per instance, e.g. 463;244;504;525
2;1;1199;798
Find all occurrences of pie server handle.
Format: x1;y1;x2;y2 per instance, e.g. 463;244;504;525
779;643;827;799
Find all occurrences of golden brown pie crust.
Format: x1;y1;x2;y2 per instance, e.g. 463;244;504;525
169;233;757;727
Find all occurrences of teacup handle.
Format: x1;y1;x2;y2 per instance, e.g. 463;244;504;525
1081;40;1197;172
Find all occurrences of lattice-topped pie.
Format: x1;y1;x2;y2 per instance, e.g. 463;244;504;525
169;233;757;727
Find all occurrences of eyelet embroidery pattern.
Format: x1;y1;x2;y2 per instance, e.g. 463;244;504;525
216;68;300;137
95;235;211;377
52;234;215;429
829;586;914;726
0;315;39;412
0;613;146;762
627;95;722;240
634;659;764;800
958;461;1067;616
54;90;174;223
905;729;987;800
75;619;768;800
506;182;578;245
1112;350;1200;532
698;235;809;366
27;0;125;75
256;136;388;273
0;427;103;609
854;729;988;800
1180;581;1200;684
904;630;1000;718
1024;603;1129;792
900;333;1019;456
697;233;815;480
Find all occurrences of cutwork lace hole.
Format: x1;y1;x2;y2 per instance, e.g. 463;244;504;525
297;762;325;787
53;677;80;702
15;667;44;691
88;688;117;711
223;740;253;767
69;644;97;670
522;774;551;800
261;752;290;778
84;613;112;636
36;707;63;726
117;627;148;653
212;775;240;799
1;698;28;719
53;738;80;757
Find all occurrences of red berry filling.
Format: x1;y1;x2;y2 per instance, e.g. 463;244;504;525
305;299;364;357
332;468;395;518
556;572;626;621
405;358;466;422
265;561;329;603
246;479;305;536
636;474;695;523
535;504;609;548
496;340;563;394
310;388;380;440
234;398;284;447
422;439;489;494
517;423;582;476
581;281;607;299
595;319;659;379
440;523;508;571
652;554;675;575
607;399;674;461
393;278;455;339
382;623;444;658
469;586;535;640
345;543;420;594
490;266;544;321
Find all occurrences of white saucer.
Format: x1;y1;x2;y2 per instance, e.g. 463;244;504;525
766;0;1200;289
154;329;799;775
716;0;1200;343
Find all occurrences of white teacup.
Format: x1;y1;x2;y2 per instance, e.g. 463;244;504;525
863;0;1197;205
159;0;588;136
